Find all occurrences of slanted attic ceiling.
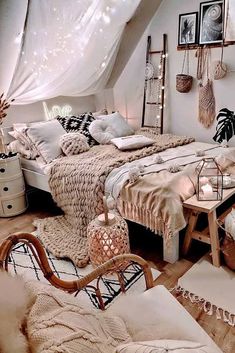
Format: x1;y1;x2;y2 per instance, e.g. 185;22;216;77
107;0;163;88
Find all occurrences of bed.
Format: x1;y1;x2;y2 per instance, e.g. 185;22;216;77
2;123;235;268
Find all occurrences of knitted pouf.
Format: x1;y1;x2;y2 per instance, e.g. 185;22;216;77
87;211;130;269
59;132;90;156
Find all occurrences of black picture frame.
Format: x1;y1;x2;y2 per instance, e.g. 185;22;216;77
178;12;198;46
199;0;224;45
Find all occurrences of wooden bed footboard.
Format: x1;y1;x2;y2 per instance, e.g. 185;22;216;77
0;233;154;309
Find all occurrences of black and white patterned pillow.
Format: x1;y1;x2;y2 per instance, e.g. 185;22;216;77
57;113;98;147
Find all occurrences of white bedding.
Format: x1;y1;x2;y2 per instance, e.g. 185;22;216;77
105;142;235;201
20;158;45;174
20;157;52;175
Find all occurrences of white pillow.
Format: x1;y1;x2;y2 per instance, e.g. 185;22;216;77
89;120;116;144
26;120;65;164
96;112;134;137
111;135;154;151
116;340;213;353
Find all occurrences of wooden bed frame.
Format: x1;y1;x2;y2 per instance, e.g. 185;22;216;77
1;126;180;264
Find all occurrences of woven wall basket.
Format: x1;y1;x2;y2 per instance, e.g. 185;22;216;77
176;74;193;93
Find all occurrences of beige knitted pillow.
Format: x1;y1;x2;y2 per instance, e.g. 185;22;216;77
59;132;90;156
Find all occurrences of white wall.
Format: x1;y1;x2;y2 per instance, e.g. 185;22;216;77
3;95;96;127
113;30;148;129
113;0;235;145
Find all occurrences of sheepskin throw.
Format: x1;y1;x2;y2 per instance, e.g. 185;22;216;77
26;281;131;353
60;133;90;156
35;130;194;267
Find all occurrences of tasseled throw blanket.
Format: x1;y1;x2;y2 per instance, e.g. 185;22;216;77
118;167;197;241
35;131;194;267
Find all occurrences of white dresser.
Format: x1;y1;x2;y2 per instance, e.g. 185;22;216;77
0;154;27;217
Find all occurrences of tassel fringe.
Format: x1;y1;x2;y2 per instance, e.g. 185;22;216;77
118;200;173;242
198;103;215;129
172;285;235;327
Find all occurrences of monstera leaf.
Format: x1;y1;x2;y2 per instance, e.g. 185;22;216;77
213;108;235;143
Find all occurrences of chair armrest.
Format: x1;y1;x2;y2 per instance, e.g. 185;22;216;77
0;233;154;309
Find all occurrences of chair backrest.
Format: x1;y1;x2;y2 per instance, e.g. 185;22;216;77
0;232;154;310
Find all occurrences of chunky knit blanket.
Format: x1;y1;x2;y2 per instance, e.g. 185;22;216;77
35;130;194;267
26;281;131;353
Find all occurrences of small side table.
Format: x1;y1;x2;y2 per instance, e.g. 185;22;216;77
182;188;235;267
0;154;27;217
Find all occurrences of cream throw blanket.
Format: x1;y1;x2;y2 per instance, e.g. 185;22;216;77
106;143;226;239
118;167;197;241
35;131;194;267
26;281;131;353
25;281;215;353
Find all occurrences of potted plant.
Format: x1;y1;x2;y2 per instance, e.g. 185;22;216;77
213;108;235;144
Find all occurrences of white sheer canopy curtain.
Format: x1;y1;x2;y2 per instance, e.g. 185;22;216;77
225;0;235;41
3;0;140;105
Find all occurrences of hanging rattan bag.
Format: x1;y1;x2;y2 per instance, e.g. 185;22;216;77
176;47;193;93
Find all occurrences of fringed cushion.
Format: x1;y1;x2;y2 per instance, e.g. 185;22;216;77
60;133;90;156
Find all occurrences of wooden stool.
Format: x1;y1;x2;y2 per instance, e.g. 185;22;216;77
183;188;235;267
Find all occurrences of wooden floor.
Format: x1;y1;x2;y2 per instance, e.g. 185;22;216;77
0;190;234;353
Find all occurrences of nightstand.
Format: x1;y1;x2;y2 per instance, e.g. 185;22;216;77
183;187;235;267
0;154;27;217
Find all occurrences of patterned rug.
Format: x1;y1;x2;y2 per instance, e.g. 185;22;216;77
7;241;160;309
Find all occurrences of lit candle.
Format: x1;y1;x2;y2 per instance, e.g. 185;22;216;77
201;183;213;198
200;176;209;185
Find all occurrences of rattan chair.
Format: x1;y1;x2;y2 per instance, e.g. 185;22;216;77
0;232;154;310
0;233;222;353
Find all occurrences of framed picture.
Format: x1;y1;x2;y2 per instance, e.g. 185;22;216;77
178;12;198;46
199;0;224;45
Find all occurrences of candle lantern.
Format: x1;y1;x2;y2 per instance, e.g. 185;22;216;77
87;197;130;269
196;158;223;201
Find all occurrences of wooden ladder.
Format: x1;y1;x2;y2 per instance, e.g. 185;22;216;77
141;34;167;134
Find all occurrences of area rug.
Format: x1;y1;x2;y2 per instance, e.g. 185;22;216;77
175;254;235;327
7;241;160;310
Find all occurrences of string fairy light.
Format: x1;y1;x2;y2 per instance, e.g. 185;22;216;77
15;1;131;83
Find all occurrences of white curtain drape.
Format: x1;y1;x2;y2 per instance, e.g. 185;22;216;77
225;0;235;41
5;0;140;104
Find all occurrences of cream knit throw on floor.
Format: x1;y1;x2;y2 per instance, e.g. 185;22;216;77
35;130;194;267
26;281;131;353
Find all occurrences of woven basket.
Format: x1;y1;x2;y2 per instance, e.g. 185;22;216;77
176;74;193;93
221;234;235;270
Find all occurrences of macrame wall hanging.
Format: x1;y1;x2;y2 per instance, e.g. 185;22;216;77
196;47;216;129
